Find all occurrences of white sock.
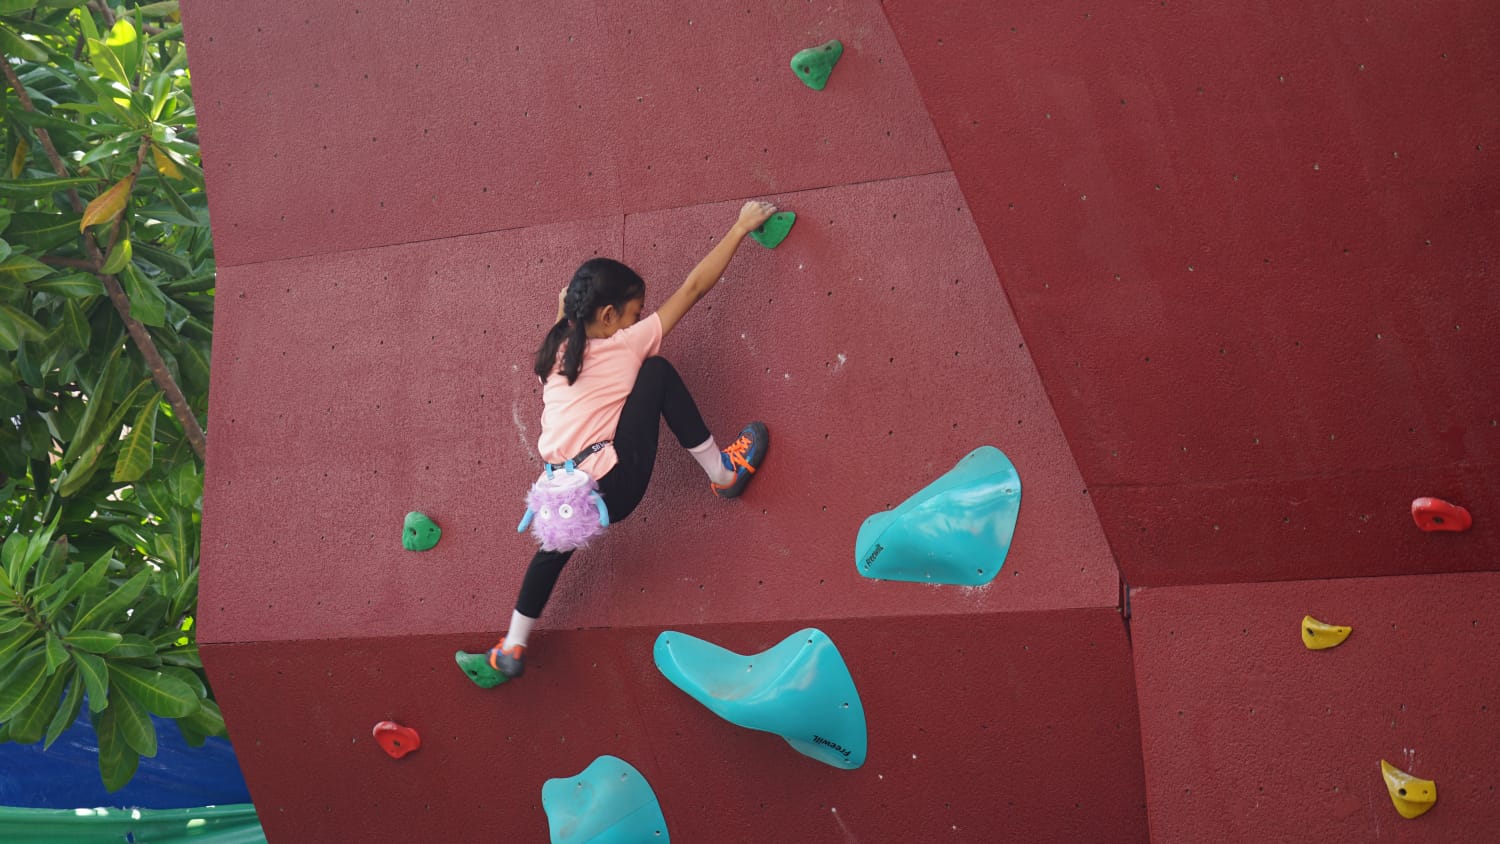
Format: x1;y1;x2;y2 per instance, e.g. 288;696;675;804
689;436;735;486
503;610;536;651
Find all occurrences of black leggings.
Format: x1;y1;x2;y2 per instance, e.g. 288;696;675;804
514;357;712;619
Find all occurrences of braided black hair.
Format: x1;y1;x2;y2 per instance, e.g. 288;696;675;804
533;258;646;384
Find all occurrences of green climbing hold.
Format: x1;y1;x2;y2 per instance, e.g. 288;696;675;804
454;650;509;688
791;39;843;91
403;511;441;551
749;212;796;249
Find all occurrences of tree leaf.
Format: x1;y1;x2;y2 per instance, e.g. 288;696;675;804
73;650;109;713
71;567;150;632
0;175;102;198
108;632;155;659
0;24;48;62
86;37;129;87
64;629;121;653
112;393;160;482
43;631;69;675
0;649;47;721
109;683;157;757
7;139;28;179
20;511;62;582
159;665;204;699
1;533;26;584
74;3;99;39
149;143;183;180
0;303;47;352
107;662;197;717
0;254;54;284
31;271;104;298
105;18;140;84
157;177;197;224
80;175;134;231
177;696;223;738
58;377;150;498
159;644;199;668
8;664;69;744
129;240;189;276
77;129;142;167
100;237;132;274
4;211;80;251
62;345;126;465
120;264;166;326
43;670;83;749
60;299;91;349
94;704;139;792
0;625;38;664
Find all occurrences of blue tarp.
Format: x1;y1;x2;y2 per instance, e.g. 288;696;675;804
0;710;253;810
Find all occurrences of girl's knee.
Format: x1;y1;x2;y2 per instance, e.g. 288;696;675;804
640;356;676;375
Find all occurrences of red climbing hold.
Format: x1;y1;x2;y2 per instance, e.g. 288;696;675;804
372;721;421;759
1411;497;1472;532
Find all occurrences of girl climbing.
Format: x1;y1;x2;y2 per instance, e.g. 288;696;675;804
489;199;779;679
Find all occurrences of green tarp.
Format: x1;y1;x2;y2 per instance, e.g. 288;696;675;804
0;803;264;843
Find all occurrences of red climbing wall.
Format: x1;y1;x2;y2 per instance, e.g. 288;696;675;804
883;0;1500;588
1131;574;1500;842
184;0;1494;840
186;0;1143;841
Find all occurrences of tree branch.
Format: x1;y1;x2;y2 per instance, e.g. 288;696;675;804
42;256;99;270
1;54;207;462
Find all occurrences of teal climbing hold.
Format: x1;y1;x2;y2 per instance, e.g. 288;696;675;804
790;39;843;91
749;212;796;249
403;511;441;551
454;650;509;688
654;628;866;770
855;445;1021;586
542;755;669;844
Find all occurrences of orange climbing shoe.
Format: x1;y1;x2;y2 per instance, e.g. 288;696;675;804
488;640;525;678
712;422;769;499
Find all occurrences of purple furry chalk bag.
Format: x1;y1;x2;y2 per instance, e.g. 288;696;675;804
517;444;612;552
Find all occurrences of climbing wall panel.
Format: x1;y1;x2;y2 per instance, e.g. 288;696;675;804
204;610;1146;842
199;216;622;644
1131;573;1500;842
181;0;946;267
199;171;1118;646
883;0;1500;586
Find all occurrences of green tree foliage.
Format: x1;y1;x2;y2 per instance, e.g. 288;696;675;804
0;0;217;791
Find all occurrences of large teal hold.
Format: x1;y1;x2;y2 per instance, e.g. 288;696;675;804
653;628;866;769
855;445;1021;586
541;755;668;844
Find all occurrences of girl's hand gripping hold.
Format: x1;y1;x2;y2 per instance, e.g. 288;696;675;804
656;199;779;337
732;199;778;236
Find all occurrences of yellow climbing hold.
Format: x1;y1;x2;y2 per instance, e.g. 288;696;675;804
1381;760;1436;819
1300;615;1350;650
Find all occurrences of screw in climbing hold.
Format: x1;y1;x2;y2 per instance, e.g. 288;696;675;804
1380;760;1437;818
790;40;843;91
1300;615;1351;650
1411;497;1472;532
749;212;796;249
372;721;421;759
403;511;442;551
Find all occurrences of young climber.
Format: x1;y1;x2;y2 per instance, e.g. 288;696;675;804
489;199;779;679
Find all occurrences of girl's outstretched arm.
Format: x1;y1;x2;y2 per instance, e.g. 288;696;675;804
655;199;777;338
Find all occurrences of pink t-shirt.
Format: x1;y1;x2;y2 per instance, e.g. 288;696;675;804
537;312;664;476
